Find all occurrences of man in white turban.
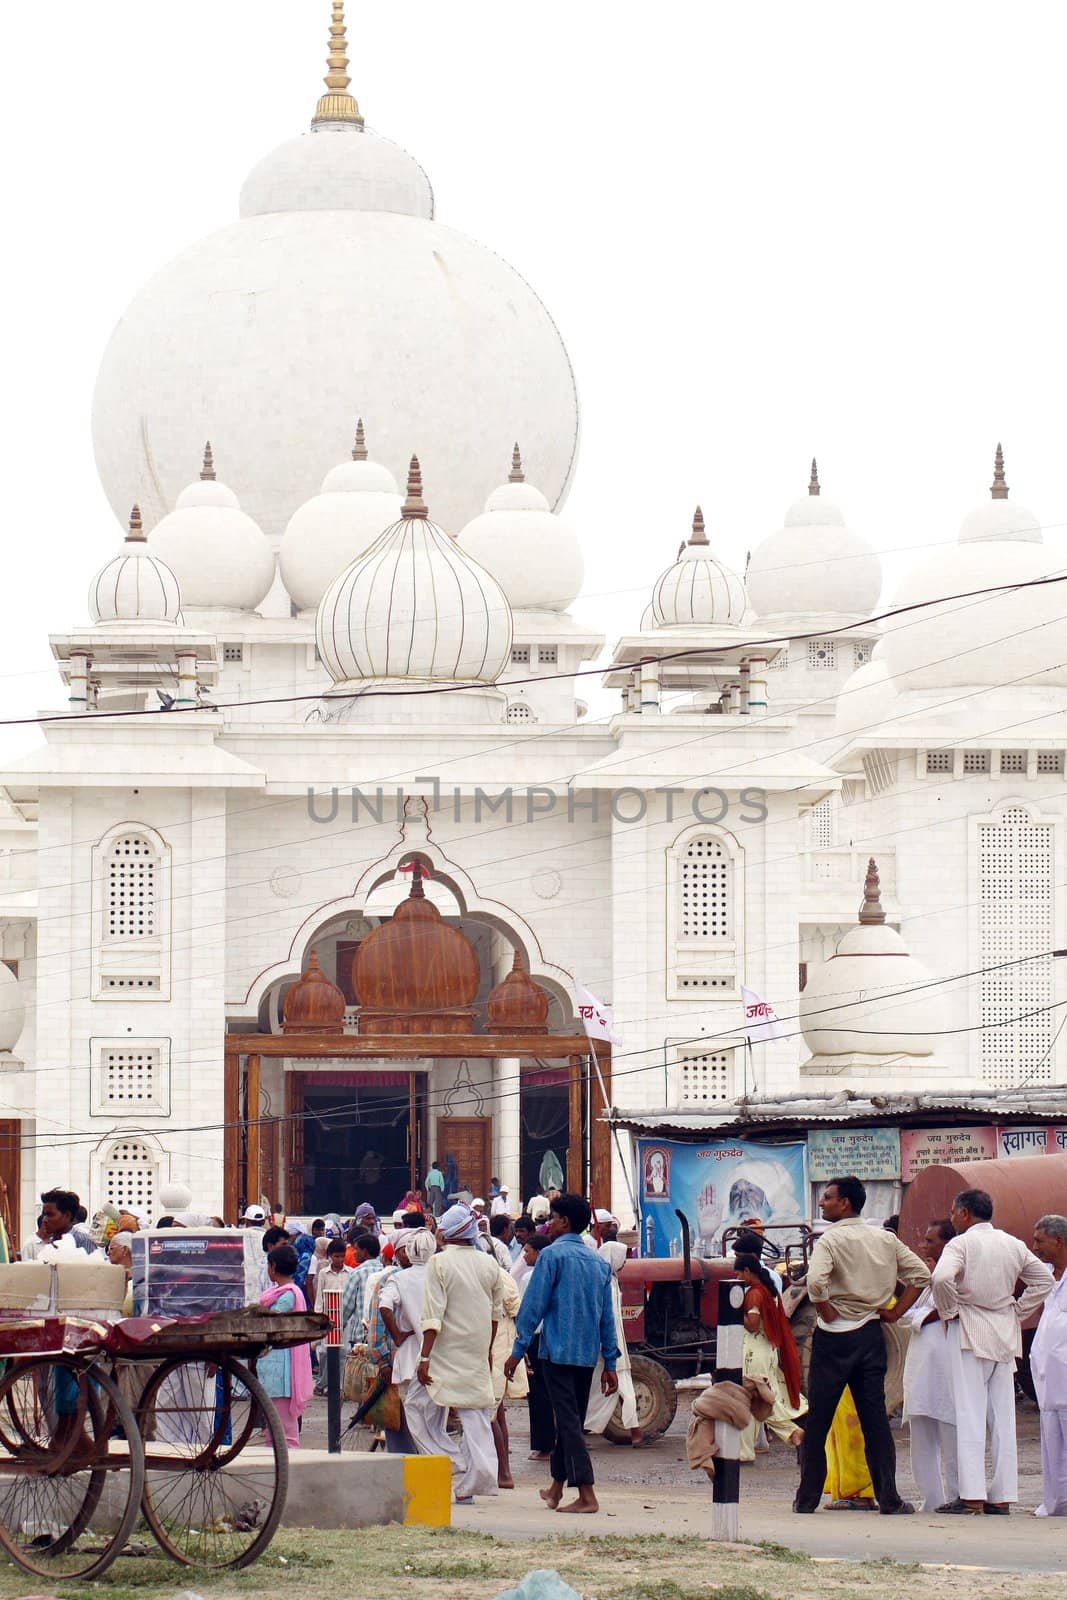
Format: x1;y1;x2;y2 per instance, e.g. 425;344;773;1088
418;1205;503;1504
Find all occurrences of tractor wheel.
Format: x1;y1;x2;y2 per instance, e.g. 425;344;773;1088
604;1355;677;1444
788;1298;818;1394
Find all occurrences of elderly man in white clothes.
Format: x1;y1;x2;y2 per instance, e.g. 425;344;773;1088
931;1187;1052;1515
901;1218;959;1512
1031;1213;1067;1517
418;1203;504;1505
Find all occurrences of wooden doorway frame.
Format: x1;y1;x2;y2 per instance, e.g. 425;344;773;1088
223;1031;611;1223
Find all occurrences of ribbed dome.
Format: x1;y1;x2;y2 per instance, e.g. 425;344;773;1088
457;445;584;612
282;949;345;1034
486;950;550;1033
279;421;402;611
0;962;24;1054
881;446;1067;691
148;445;275;612
89;506;182;626
316;458;513;684
801;861;943;1058
352;864;480;1028
748;461;881;621
241;5;433;221
651;508;746;628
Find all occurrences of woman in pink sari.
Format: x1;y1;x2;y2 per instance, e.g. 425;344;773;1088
258;1242;313;1449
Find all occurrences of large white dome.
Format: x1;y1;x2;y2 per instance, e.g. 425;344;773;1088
748;463;881;621
456;446;584;612
89;506;182;626
279;422;401;612
316;458;513;685
148;447;275;613
833;658;898;739
91;8;578;543
651;508;746;628
881;450;1067;690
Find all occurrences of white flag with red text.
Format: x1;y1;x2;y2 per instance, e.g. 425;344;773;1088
741;985;788;1043
575;982;623;1047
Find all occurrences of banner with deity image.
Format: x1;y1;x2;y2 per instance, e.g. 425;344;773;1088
637;1137;807;1259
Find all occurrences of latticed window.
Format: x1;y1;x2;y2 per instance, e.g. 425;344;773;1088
769;648;789;670
963;751;991;774
926;751;953;774
103;1050;159;1106
807;640;836;670
1037;751;1064;775
806;797;834;848
103;1140;156;1214
853;643;872;667
506;702;533;723
1000;751;1027;775
107;835;157;939
680;837;731;940
510;646;530;665
538;646;558;665
680;1052;732;1104
978;807;1054;1088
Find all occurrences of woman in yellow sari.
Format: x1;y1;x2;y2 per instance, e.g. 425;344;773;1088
824;1387;875;1506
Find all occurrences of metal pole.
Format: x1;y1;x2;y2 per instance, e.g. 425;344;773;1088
323;1285;343;1455
710;1278;745;1540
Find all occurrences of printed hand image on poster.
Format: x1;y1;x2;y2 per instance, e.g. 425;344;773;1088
637;1137;808;1258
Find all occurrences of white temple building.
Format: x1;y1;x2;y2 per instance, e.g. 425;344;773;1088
0;4;1065;1234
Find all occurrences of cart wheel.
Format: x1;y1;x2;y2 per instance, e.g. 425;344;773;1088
137;1354;288;1568
0;1355;145;1580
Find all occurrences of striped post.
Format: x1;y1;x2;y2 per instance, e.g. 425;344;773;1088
710;1277;746;1541
323;1283;343;1454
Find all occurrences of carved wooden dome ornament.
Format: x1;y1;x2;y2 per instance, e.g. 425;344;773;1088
282;948;345;1034
351;857;480;1034
487;949;550;1033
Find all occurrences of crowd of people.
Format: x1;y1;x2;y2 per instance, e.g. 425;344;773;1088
15;1173;1067;1520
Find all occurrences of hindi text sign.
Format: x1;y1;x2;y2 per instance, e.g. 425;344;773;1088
807;1127;901;1183
900;1126;997;1180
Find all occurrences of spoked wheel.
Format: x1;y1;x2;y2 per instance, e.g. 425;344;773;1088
137;1354;288;1568
0;1355;144;1580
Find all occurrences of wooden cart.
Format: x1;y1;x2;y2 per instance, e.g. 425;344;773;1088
0;1307;328;1580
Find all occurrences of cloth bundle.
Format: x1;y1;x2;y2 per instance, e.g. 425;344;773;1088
686;1376;775;1478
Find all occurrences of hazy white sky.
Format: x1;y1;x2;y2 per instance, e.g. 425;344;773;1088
1;0;1066;758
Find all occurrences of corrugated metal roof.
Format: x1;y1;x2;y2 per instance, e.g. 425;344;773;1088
611;1086;1067;1139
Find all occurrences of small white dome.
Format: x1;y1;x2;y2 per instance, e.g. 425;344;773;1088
148;446;275;612
958;447;1040;543
801;861;943;1058
279;422;402;612
834;658;898;738
241;128;433;222
456;446;584;612
317;458;513;684
0;962;24;1054
651;508;746;628
882;448;1067;690
90;506;183;626
748;462;881;621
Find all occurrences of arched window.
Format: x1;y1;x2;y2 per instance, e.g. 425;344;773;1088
106;833;158;940
666;826;743;998
679;836;732;941
506;702;534;724
976;804;1055;1087
102;1138;157;1215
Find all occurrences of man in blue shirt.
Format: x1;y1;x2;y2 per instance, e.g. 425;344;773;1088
504;1192;619;1513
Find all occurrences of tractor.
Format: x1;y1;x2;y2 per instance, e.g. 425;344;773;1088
606;1211;817;1444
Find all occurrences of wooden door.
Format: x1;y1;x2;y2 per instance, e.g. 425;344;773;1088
286;1072;305;1213
0;1120;20;1247
435;1116;491;1201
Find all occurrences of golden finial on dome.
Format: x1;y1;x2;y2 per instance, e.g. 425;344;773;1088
809;457;820;496
312;1;364;128
127;505;145;543
352;419;368;461
991;442;1009;500
201;441;216;482
404;455;429;519
509;443;525;483
688;505;708;546
858;857;886;925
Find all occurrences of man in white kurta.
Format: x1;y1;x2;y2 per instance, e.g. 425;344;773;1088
931;1188;1052;1512
901;1219;958;1511
419;1205;504;1503
1031;1214;1067;1517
